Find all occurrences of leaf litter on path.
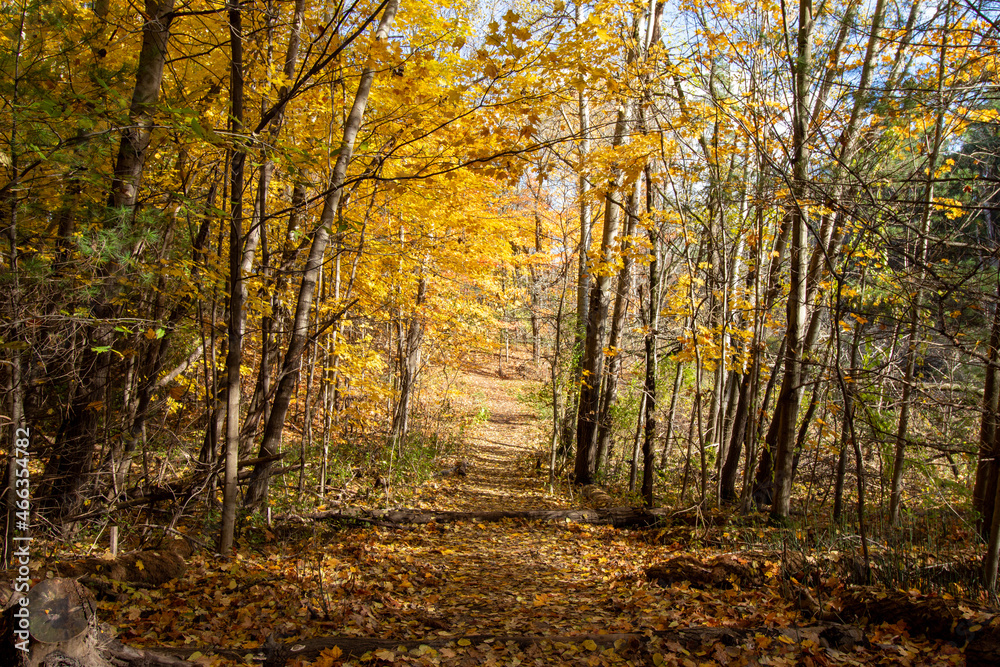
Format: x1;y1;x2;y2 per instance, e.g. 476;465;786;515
81;352;964;666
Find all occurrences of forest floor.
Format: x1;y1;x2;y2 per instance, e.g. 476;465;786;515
30;350;983;666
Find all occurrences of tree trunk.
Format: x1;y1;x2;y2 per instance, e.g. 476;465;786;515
770;0;814;521
659;361;684;468
564;2;593;456
975;283;1000;538
42;0;176;520
595;185;639;475
889;8;948;523
641;171;660;507
244;0;400;507
241;0;307;450
389;274;427;448
528;204;545;365
219;0;245;554
752;337;786;509
985;439;1000;591
108;0;176;212
720;369;753;503
549;275;568;490
574;98;631;485
833;314;863;523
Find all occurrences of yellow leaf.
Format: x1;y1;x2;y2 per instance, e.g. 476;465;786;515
135;559;144;571
457;638;471;646
314;649;340;667
582;639;597;651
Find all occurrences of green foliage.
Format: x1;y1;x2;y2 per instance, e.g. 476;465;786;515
78;210;162;264
517;385;552;422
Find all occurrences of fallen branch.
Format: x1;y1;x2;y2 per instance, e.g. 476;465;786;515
272;506;670;527
149;624;865;664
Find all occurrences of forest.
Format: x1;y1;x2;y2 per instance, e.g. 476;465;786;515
4;0;1000;664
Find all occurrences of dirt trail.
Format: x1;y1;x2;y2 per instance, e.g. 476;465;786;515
357;355;660;639
438;352;571;512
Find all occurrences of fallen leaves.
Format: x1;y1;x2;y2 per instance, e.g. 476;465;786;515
34;355;983;667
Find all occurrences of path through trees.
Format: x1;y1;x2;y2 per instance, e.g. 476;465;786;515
21;355;995;667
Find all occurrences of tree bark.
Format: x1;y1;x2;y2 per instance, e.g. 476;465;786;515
244;0;400;507
219;0;245;554
574;100;630;485
42;0;176;520
389;273;427;448
108;0;176;211
595;185;638;475
975;283;1000;538
770;0;814;521
720;368;753;503
833;314;863;523
641;203;660;506
563;2;593;456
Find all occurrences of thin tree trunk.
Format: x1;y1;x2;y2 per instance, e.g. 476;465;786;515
833;288;872;583
659;361;684;468
975;283;1000;537
549;274;568;491
595;186;639;475
721;369;753;503
219;0;245;554
641;170;660;506
833;315;863;523
770;0;814;521
244;0;400;507
889;6;948;523
575;99;631;484
390;274;428;448
751;338;786;508
528;203;545;365
629;393;646;493
564;1;593;456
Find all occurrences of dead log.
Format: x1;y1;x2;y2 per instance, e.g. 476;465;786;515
1;578;193;667
835;587;999;667
274;506;669;528
56;538;192;587
581;484;615;508
150;624;866;664
646;554;764;589
966;616;1000;667
838;587;979;640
